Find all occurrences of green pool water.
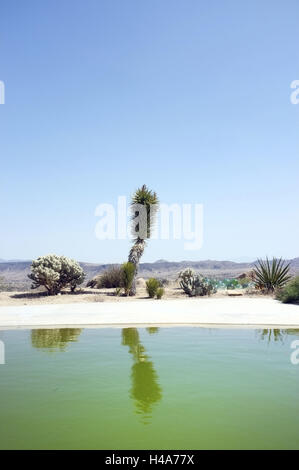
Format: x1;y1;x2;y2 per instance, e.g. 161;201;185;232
0;326;299;449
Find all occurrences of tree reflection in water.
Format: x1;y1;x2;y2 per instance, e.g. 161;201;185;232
31;328;82;352
257;329;299;344
122;328;162;423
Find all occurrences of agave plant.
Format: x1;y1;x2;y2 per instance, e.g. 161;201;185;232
252;257;291;292
128;185;159;295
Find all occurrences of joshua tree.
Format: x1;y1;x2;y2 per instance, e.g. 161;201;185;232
121;328;162;422
128;185;159;295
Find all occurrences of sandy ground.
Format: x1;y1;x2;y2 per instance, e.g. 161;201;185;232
0;285;181;306
0;284;250;307
0;293;298;329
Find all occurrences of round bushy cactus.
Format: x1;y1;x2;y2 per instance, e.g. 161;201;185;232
59;256;85;292
179;268;217;297
178;268;195;296
28;254;85;295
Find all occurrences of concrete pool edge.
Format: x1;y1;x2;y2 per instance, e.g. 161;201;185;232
0;297;299;329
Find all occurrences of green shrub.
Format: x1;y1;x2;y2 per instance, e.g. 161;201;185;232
91;265;123;288
28;254;85;295
179;268;217;297
121;262;136;296
214;277;252;290
193;276;216;296
253;257;291;293
276;277;299;304
238;277;251;288
156;287;164;299
224;279;240;290
146;278;160;298
114;287;122;297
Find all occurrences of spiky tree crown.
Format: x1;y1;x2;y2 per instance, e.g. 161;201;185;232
131;184;159;240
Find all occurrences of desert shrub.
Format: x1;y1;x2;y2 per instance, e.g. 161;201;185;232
276;277;299;304
146;278;160;298
226;279;239;289
215;277;252;290
0;276;9;292
223;278;240;290
157;278;169;287
156;287;164;299
193;276;216;296
237;277;251;288
94;266;123;288
28;254;85;295
215;278;240;289
86;278;97;288
253;257;291;293
0;279;30;292
179;268;217;297
121;262;136;296
114;287;122;296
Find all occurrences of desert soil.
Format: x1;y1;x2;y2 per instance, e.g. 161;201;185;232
0;281;259;307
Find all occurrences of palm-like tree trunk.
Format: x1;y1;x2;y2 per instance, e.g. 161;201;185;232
128;237;145;295
127;184;158;296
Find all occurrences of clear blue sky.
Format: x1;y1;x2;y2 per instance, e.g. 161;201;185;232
0;0;298;263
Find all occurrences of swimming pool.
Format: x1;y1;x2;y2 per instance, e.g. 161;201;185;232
0;327;298;449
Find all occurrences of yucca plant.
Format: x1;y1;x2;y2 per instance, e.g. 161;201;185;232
146;278;160;298
156;287;165;299
128;185;159;295
121;262;136;296
252;257;291;293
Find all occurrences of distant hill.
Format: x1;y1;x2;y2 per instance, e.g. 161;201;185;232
1;257;299;291
0;259;31;263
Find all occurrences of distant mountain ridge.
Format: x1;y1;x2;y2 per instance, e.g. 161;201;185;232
1;257;299;291
0;259;31;263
